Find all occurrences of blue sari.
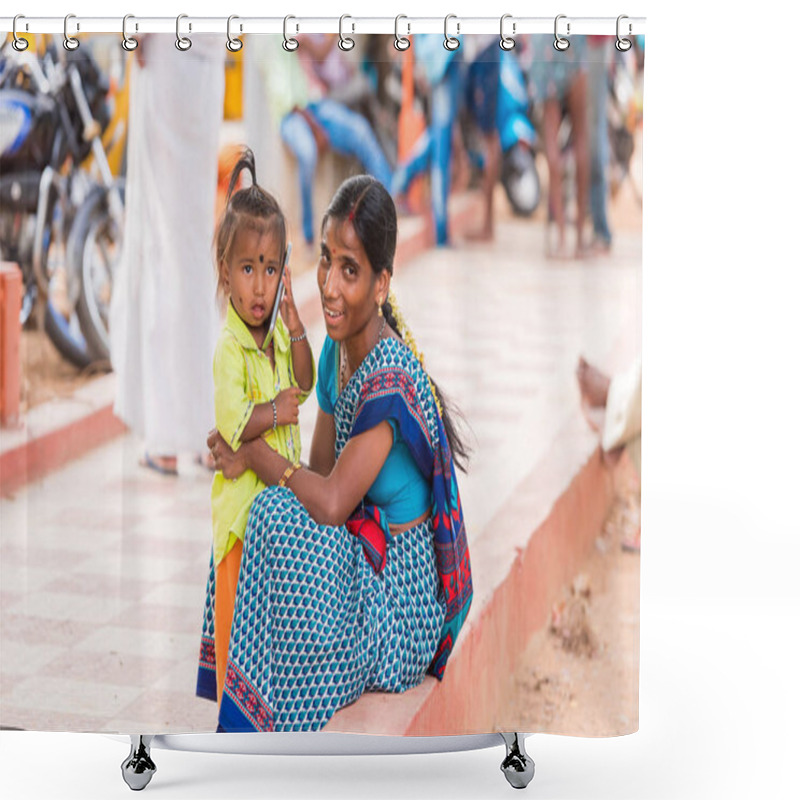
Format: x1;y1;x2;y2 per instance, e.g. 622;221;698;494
196;337;472;732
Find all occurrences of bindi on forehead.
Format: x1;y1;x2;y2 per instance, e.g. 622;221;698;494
259;254;264;263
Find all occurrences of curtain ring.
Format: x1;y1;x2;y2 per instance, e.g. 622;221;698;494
339;15;355;51
616;15;632;52
12;15;29;52
63;14;80;51
499;14;515;51
176;14;192;51
553;14;570;51
227;15;243;52
283;15;299;52
444;14;460;51
121;14;138;51
394;15;410;51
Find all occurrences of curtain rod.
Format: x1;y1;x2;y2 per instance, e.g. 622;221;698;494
1;15;646;37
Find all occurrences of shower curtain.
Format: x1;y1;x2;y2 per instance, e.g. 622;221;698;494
0;30;643;740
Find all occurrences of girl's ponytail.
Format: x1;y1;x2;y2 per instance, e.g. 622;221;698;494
213;147;287;299
225;147;257;205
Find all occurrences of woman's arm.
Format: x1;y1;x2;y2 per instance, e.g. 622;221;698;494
210;420;394;527
308;407;336;476
252;422;393;526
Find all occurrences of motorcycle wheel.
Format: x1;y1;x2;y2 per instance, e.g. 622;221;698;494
38;226;95;370
501;142;541;218
69;184;124;366
43;300;94;369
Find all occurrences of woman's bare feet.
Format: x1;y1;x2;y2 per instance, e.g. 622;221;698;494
621;527;641;553
576;356;611;408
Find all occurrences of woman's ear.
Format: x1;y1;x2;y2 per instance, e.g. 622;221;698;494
376;269;391;306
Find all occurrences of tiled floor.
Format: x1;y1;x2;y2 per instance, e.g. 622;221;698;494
0;217;641;733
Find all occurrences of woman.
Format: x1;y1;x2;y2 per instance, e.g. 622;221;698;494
197;175;473;732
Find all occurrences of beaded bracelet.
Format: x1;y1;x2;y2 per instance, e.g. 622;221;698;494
278;463;300;488
271;399;278;429
290;328;307;343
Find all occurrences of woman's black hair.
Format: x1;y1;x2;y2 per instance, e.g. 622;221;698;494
213;147;287;296
323;175;472;472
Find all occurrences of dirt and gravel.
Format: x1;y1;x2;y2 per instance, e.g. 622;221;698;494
496;462;641;737
18;328;108;415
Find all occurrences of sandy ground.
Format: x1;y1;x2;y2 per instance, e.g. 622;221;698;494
496;459;641;737
18;328;105;414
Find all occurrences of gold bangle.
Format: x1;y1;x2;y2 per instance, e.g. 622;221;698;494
278;463;300;488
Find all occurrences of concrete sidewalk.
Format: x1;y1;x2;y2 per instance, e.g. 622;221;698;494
0;216;641;733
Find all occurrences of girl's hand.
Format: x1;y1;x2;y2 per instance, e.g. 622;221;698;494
275;387;302;426
279;265;304;336
207;429;248;480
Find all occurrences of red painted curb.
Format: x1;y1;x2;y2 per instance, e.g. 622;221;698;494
325;420;617;736
0;404;127;497
405;446;615;735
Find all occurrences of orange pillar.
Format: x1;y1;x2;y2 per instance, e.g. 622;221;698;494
0;263;22;429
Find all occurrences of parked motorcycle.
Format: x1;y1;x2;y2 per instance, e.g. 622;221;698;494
460;48;541;218
496;48;541;217
0;38;124;368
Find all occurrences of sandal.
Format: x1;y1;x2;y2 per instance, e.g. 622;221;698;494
140;452;178;476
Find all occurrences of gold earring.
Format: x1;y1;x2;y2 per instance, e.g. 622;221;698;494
377;297;384;316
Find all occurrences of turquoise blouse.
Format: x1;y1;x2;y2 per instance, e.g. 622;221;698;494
316;336;431;524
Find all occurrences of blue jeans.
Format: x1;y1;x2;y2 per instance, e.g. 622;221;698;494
587;44;612;245
392;57;462;246
280;100;392;245
280;112;317;244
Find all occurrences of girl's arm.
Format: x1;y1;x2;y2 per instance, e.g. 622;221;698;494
288;333;314;392
239;388;303;442
281;265;313;392
210;419;393;527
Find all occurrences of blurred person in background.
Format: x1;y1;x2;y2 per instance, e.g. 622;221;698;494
279;34;393;249
392;34;501;246
109;34;225;475
587;36;613;254
524;34;590;259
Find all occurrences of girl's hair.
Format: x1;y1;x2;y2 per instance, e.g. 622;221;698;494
213;147;287;297
322;175;472;472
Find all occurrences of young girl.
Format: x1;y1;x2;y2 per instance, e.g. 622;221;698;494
209;148;315;701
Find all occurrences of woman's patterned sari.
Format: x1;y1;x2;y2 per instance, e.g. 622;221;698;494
196;337;472;732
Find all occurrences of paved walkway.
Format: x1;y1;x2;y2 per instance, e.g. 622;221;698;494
0;217;641;733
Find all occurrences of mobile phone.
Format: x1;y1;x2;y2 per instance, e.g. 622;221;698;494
264;242;291;349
